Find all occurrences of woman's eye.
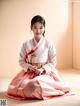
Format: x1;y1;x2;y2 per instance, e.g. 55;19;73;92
33;26;43;30
40;27;43;29
34;26;37;29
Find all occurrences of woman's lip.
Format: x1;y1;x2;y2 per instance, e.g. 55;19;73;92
36;33;40;35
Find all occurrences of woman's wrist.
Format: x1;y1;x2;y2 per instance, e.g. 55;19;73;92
38;67;46;75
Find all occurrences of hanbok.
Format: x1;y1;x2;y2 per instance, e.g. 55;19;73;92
7;36;70;100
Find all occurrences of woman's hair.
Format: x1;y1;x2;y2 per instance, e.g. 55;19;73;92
31;15;46;36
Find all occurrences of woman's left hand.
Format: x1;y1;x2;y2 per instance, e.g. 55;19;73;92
35;68;44;75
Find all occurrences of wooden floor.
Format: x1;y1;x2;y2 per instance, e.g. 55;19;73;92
0;69;80;106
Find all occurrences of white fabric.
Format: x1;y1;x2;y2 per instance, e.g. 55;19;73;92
19;36;56;73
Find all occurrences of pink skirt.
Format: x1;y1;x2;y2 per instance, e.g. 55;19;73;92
7;69;70;100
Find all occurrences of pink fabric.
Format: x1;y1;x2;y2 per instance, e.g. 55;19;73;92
7;69;70;100
7;37;70;100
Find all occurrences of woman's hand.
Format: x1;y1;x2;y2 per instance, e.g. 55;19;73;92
28;65;37;72
27;65;46;76
27;65;44;75
35;68;46;75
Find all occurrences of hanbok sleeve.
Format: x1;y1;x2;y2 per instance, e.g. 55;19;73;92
43;42;57;74
19;42;32;71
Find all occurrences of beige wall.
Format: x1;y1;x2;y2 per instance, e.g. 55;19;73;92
0;0;72;78
73;2;80;69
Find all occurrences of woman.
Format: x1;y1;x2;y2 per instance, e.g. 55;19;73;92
7;15;70;100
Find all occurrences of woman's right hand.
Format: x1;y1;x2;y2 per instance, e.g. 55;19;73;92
28;65;37;73
27;65;41;75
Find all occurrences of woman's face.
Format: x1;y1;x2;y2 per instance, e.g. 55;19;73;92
31;22;45;40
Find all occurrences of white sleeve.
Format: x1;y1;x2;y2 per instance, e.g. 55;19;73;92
19;42;31;71
43;42;57;74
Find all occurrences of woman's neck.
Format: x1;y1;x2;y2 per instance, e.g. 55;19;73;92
34;37;40;43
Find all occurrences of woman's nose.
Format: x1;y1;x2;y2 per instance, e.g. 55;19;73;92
37;29;40;33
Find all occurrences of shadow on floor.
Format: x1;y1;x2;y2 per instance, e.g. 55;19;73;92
0;91;43;106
